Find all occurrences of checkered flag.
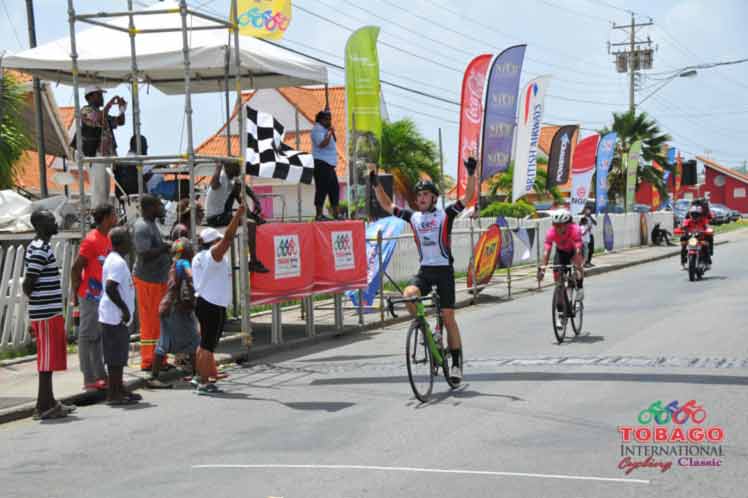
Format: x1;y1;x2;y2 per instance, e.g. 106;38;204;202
245;106;314;184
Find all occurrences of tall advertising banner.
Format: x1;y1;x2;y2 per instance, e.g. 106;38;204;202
546;125;578;189
346;26;382;218
347;217;406;307
456;54;492;200
595;132;617;213
570;134;600;215
480;45;526;181
467;224;502;288
237;0;292;40
625;140;642;212
512;76;550;202
675;152;682;198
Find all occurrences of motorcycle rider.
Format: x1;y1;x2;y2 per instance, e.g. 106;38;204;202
680;206;712;270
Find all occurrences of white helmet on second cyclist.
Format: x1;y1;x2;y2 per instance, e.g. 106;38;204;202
551;209;572;225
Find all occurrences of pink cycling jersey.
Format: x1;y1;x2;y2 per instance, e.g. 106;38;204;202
544;223;583;253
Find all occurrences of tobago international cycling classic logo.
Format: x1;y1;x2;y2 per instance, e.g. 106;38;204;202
617;399;725;475
331;231;355;271
273;234;300;279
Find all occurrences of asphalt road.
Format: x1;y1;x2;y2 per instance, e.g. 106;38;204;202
2;238;747;498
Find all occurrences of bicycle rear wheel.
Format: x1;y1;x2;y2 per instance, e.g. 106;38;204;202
406;321;434;402
552;284;568;344
571;298;584;336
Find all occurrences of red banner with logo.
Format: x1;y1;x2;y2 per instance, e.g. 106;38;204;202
467;224;502;288
570;134;600;215
251;223;316;305
456;54;492;202
313;221;367;293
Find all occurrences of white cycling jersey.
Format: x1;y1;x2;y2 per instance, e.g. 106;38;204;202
394;201;464;267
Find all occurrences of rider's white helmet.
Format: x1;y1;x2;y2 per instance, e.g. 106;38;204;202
551;209;572;225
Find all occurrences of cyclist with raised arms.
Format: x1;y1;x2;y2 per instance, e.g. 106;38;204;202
538;209;586;301
369;158;477;383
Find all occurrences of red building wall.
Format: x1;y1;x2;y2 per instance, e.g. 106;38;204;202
677;167;748;213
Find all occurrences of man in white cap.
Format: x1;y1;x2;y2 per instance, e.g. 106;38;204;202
76;86;127;207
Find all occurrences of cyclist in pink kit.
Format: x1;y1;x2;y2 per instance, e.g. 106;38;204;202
538;210;586;301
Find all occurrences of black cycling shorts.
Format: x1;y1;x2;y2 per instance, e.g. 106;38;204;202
408;266;456;309
554;249;575;267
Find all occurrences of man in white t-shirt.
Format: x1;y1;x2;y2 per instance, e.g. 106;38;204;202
205;162;268;273
98;227;141;405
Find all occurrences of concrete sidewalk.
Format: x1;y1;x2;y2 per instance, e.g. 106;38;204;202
2;228;746;424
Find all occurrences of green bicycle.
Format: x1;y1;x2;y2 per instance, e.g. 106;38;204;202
387;292;461;402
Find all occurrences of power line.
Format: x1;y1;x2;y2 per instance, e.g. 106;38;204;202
376;0;615;80
538;0;610;23
385;101;459;125
1;0;24;49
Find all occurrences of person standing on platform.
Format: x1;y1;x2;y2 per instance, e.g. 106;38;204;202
311;109;341;221
23;209;77;420
205;162;268;273
78;86;126;208
70;203;117;392
133;195;172;371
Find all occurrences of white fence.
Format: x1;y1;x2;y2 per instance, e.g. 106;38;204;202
0;238;78;350
384;212;674;283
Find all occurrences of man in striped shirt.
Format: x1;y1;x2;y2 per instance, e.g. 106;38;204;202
23;209;76;420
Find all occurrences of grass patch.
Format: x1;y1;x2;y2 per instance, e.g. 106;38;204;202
714;220;748;235
0;342;36;361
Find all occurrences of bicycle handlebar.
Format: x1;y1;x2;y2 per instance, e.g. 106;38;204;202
386;293;440;318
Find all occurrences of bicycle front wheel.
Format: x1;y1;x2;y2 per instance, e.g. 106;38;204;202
571;299;584;336
552;285;568;344
406;321;434;402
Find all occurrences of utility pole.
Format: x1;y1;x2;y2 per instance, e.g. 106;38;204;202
609;14;655;113
25;0;48;197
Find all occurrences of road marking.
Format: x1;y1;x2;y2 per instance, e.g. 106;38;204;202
192;464;649;485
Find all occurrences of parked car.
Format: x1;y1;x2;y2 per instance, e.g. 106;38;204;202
709;204;730;225
711;203;740;223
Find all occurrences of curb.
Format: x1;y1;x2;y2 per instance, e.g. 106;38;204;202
0;240;732;425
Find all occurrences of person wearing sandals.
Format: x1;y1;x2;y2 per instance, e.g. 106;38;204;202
147;238;200;389
99;227;142;405
192;202;245;395
23;209;77;420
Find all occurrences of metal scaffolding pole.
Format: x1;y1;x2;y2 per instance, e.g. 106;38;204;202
178;0;197;244
126;0;144;203
231;0;252;344
67;0;86;237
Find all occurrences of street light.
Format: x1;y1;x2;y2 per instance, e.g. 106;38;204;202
637;69;698;106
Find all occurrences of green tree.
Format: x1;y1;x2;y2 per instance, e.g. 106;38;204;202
380;118;441;208
486;158;563;204
0;72;30;189
599;110;672;205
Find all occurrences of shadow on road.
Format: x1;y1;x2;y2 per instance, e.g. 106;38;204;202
196;389;356;413
298;354;399;363
312;371;748;387
566;334;605;344
412;386;524;408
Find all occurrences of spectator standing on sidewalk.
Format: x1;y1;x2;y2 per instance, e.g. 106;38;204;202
133;195;172;371
23;209;77;420
70;203;117;392
147;238;200;389
581;205;597;268
192;202;245;395
311;109;341;221
98;227;142;405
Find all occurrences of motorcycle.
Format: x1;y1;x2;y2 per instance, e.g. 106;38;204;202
674;227;712;281
651;223;675;246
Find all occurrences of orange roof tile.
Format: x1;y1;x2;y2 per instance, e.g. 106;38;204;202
4;70;33;85
58;106;75;130
16;151;90;195
698;156;748;184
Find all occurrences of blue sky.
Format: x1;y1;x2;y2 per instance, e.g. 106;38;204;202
2;0;747;179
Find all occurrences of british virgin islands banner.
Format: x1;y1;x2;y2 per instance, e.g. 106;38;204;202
513;75;550;202
480;45;526;181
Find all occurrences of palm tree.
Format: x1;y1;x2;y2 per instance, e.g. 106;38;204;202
599;110;672;205
381;118;441;208
486;158;563;204
0;71;30;189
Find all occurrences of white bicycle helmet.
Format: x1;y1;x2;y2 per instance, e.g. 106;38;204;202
551;209;572;224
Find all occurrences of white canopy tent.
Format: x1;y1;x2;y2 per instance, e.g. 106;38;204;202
1;1;327;94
